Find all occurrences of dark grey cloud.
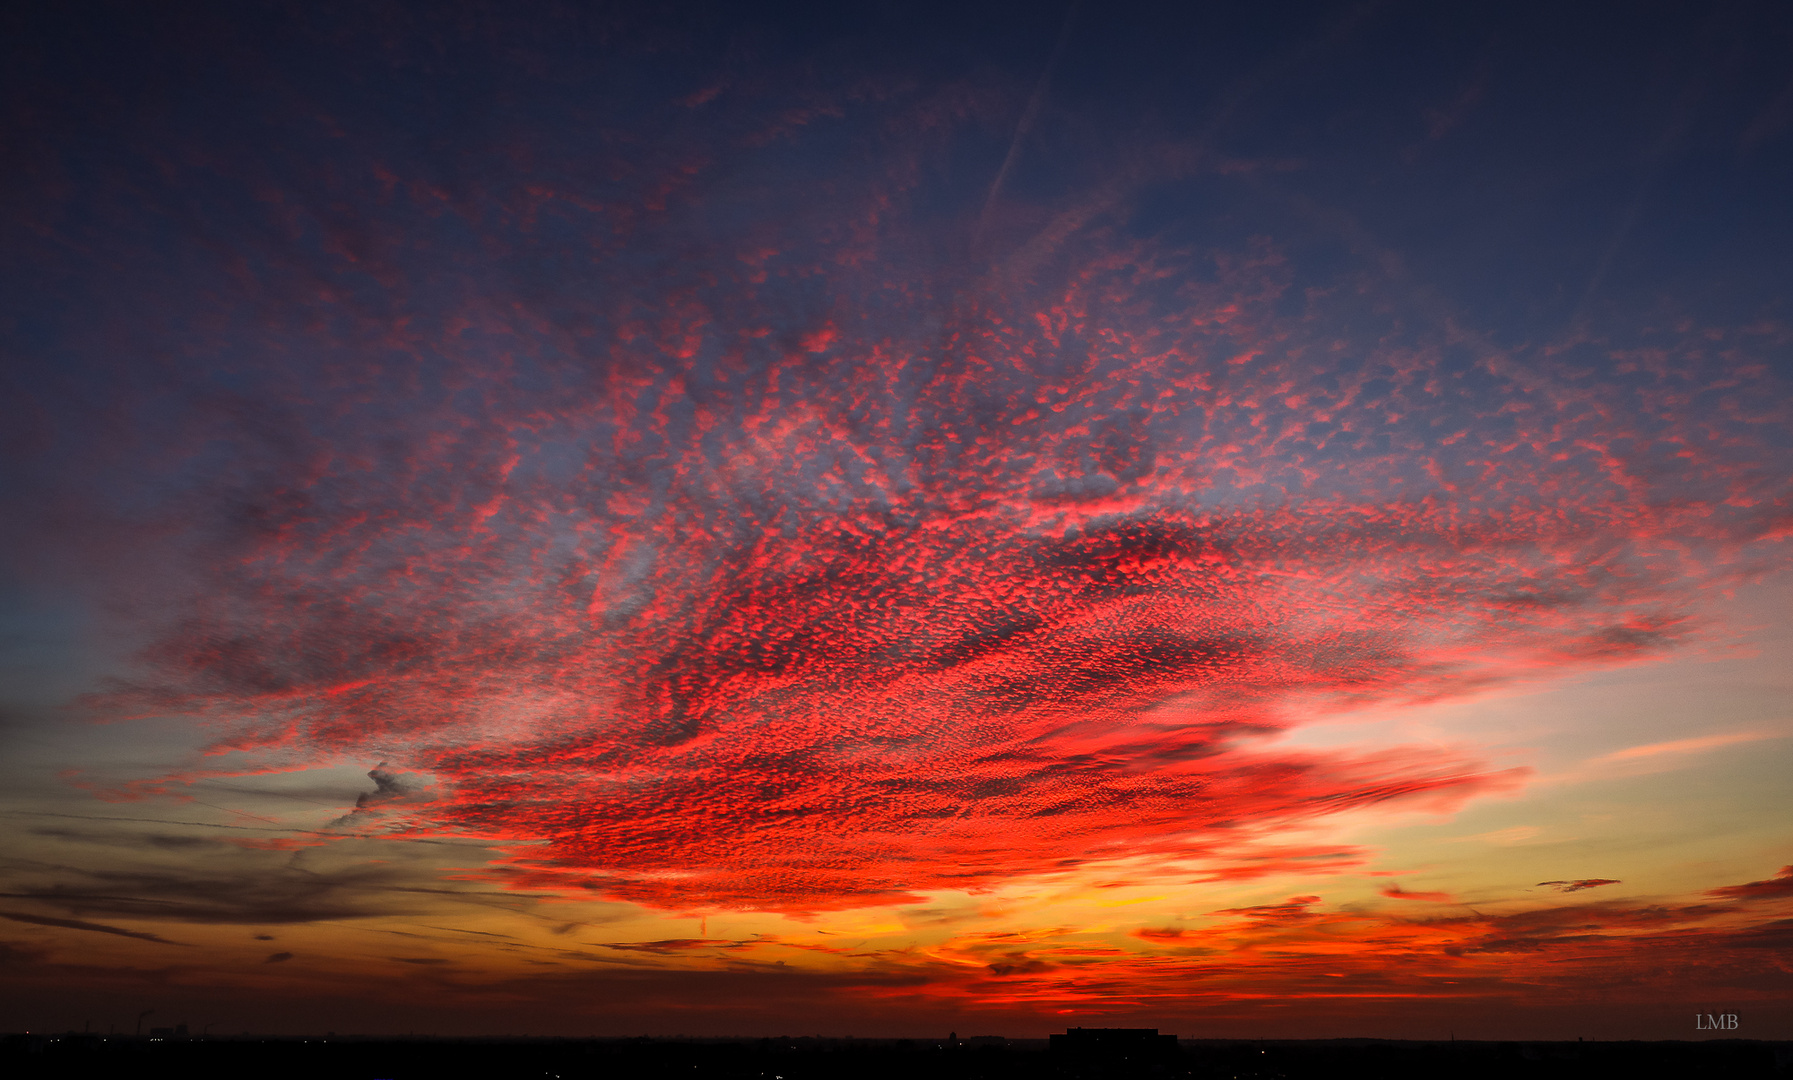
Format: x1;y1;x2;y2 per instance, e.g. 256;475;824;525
2;863;429;925
0;939;48;967
593;938;757;955
5;810;297;834
1;910;184;945
31;826;221;851
1537;878;1620;893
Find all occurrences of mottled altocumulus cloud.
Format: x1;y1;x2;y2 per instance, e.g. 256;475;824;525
6;5;1791;914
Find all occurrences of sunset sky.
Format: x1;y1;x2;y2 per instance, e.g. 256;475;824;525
2;0;1791;1041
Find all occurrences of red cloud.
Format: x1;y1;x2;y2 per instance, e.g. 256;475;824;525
1707;866;1793;901
47;82;1791;915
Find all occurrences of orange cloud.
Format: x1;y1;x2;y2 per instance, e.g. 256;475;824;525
1595;731;1780;763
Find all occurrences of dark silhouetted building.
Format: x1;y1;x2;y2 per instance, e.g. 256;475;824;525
1050;1027;1178;1056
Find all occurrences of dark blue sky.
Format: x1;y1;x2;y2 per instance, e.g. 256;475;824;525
7;1;1791;343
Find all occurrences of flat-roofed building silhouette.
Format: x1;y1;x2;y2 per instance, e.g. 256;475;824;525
1050;1027;1178;1056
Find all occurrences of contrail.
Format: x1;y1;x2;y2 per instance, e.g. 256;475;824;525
975;0;1081;247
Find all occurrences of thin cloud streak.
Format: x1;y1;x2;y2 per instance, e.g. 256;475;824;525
1;911;185;946
1596;731;1780;763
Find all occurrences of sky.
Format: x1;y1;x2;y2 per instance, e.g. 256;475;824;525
2;0;1791;1041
